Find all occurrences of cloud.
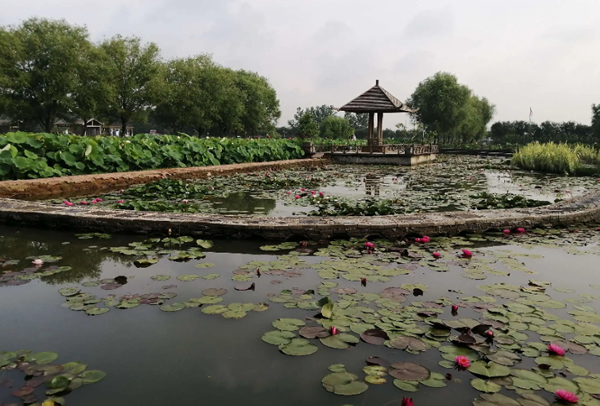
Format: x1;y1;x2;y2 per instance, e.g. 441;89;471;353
403;7;455;39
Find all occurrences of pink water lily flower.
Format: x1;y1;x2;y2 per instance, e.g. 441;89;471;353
486;330;494;338
503;229;510;234
364;242;374;249
295;195;301;199
462;249;473;258
548;343;565;356
401;398;414;406
32;259;43;266
330;326;339;335
452;304;459;313
311;191;316;195
455;355;470;368
301;188;305;192
517;228;525;233
422;236;431;243
415;238;422;243
182;199;189;204
319;192;324;197
555;390;578;404
96;198;102;202
433;252;441;259
80;201;88;205
286;191;292;194
63;200;74;207
117;200;124;204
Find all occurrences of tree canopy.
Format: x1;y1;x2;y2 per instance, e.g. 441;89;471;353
407;72;496;144
0;18;281;137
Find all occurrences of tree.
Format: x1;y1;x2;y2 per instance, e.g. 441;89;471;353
234;70;281;135
320;116;354;140
592;104;600;143
344;112;368;130
100;35;162;136
288;105;335;133
407;72;494;145
70;44;113;135
296;111;319;139
0;18;91;132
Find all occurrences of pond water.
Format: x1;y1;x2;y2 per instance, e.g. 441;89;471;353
49;156;598;216
2;225;600;406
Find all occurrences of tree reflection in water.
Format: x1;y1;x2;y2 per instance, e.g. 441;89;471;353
0;230;136;285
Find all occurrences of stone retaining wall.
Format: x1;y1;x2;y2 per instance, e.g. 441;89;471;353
0;159;325;200
1;190;599;240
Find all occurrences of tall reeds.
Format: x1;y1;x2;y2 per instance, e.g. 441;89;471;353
512;142;599;174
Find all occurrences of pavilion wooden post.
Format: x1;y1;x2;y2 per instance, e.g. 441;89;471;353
377;112;384;146
368;112;375;148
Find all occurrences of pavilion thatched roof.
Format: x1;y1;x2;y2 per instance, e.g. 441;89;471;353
339;80;417;114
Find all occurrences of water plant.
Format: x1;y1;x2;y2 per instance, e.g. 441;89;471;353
512;142;599;175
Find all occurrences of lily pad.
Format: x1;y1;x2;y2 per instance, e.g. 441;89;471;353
471;378;502;393
160;302;186;312
468;361;511;378
389;362;430;381
80;370;106;384
279;338;318;356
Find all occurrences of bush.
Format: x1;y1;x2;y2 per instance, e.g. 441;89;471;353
0;133;304;180
511;142;589;174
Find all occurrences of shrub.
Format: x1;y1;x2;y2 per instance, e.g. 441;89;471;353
0;133;304;180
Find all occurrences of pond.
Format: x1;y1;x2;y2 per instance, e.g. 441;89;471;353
2;224;600;406
48;156;598;216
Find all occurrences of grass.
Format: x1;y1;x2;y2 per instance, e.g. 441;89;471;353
512;142;599;175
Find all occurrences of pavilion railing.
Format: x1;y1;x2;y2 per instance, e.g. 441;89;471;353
303;143;438;156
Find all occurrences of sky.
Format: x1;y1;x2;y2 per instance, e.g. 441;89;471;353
2;0;600;129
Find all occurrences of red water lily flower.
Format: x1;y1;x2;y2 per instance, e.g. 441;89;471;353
555;390;578;404
330;327;339;335
96;198;103;202
80;201;88;205
452;304;459;313
301;188;305;192
462;249;473;258
117;200;124;204
486;330;494;338
364;242;374;249
548;343;565;356
503;229;510;234
64;200;74;207
295;195;301;199
319;192;324;197
311;191;316;195
415;238;422;243
433;252;441;259
286;191;292;194
401;397;414;406
455;355;470;368
422;236;430;243
517;228;525;233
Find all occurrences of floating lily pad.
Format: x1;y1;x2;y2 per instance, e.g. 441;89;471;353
471;378;502;393
85;307;109;316
177;275;200;282
58;287;80;297
320;333;359;349
32;352;59;365
273;318;305;331
468;361;511;378
279;338;318;356
389;362;430;381
262;331;296;345
160;302;186;312
202;288;228;297
151;275;171;281
80;370;106;384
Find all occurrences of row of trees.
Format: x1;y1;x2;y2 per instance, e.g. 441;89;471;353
491;116;600;145
0;18;280;136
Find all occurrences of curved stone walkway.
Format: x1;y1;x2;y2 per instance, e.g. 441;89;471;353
1;191;599;239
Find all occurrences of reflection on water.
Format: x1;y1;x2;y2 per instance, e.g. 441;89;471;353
2;225;600;406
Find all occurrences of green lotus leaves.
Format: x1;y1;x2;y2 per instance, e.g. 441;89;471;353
575;377;600;394
471;378;502;393
273;318;305;331
32;351;59;365
58;287;80;297
176;275;200;282
320;333;359;349
85;307;110;316
81;370;106;384
510;369;548;390
468;361;511;378
201;305;227;314
160;302;186;312
534;356;564;370
420;372;447;388
389;336;430;353
279;338;318;356
196;239;213;249
322;372;368;396
543;376;579;394
202;288;228;297
393;379;419;392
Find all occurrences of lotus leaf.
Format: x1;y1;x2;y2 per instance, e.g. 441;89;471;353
471;379;502;393
468;361;511;378
279;338;318;356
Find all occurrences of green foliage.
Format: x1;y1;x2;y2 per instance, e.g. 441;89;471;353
0;18;91;132
288;105;335;134
0;132;304;180
296;112;320;139
511;142;599;174
407;72;495;145
470;192;552;210
100;35;163;135
153;59;280;136
319;116;354;140
491;120;595;146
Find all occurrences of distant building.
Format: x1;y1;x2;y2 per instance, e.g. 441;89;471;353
54;119;134;136
0;119;22;133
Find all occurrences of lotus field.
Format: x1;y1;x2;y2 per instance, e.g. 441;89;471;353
0;132;304;180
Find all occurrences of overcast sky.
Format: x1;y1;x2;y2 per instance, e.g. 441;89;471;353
2;0;599;128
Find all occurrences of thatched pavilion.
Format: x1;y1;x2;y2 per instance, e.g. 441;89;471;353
339;80;416;150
